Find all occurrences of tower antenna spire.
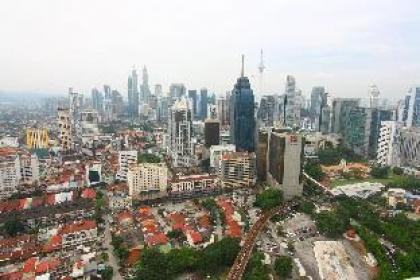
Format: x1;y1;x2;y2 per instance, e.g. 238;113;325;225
241;54;245;77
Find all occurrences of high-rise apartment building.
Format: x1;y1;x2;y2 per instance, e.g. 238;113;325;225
257;128;304;200
58;108;72;152
399;128;420;167
168;98;195;167
127;163;168;198
217;93;230;126
216;152;256;188
26;128;49;149
230;56;255;152
377;121;403;166
116;151;138;181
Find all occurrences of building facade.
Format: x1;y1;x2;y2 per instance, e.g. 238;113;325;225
216;152;256;188
116;151;138;181
127;163;168;198
168;98;195;167
230;56;255;152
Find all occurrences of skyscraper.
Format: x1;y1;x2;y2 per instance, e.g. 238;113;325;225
406;86;420;128
169;83;186;101
283;75;302;128
310;86;326;130
200;88;208;120
188;90;198;119
91;88;103;113
128;68;139;118
257;95;276;127
330;98;360;135
230;55;255;152
217;93;230;126
140;66;151;105
168;98;195;167
204;119;220;148
154;84;163;97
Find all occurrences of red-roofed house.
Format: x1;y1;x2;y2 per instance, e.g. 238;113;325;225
58;220;97;248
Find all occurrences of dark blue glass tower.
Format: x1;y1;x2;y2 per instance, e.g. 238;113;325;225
230;55;256;152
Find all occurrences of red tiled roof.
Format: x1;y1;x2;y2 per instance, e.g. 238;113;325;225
127;248;141;267
147;233;168;246
23;257;37;273
58;220;96;235
188;231;203;244
0;272;23;280
118;211;134;224
81;188;96;199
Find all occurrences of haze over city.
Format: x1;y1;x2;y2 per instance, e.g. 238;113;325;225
1;0;420;100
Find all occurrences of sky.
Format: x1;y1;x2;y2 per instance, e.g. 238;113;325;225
1;0;420;101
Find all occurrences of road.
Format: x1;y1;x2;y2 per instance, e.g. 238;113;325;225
226;202;295;280
104;218;123;280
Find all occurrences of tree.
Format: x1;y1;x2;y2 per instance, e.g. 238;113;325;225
274;256;293;278
100;266;113;280
167;229;186;242
370;165;390;179
304;160;325;181
298;201;315;215
137;153;161;163
167;247;199;275
198;237;240;276
315;211;349;238
392;166;404;176
3;220;24;237
134;248;170;280
244;252;270;280
254;188;283;210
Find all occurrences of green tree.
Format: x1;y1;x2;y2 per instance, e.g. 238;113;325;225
370;165;390;179
167;229;186;242
315;211;349;238
244;252;270;280
392;166;404;175
298;201;315;215
134;248;170;280
304;160;325;181
167;247;199;275
100;266;113;280
254;188;283;210
3;220;24;237
274;256;293;278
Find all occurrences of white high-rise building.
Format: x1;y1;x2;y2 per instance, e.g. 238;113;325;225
168;98;195;167
377;121;403;166
0;148;40;199
116;151;138;181
127;163;168;198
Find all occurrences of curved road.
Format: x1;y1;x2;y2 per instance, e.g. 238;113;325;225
226;202;296;280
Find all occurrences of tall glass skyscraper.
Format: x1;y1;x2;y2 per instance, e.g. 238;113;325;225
230;55;255;152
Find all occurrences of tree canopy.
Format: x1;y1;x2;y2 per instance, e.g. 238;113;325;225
254;188;283;210
274;256;293;278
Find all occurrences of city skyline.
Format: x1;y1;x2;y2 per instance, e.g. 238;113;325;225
1;0;420;101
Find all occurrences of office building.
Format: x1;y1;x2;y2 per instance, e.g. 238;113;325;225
128;68;139;118
199;88;208;120
331;98;360;135
216;152;256;188
170;83;186;100
230;55;256;152
127;163;168;198
168;98;195;167
204;119;220;147
154;84;163;97
399;128;420;168
257;95;276;127
345;108;394;158
257;128;304;200
405;86;420;128
282;75;304;128
188;90;198;119
91;88;103;113
140;66;151;104
116;151;138;181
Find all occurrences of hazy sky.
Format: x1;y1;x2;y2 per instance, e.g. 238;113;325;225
1;0;419;101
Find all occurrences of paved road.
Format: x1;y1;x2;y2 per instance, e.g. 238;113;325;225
226;202;296;280
104;218;123;280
